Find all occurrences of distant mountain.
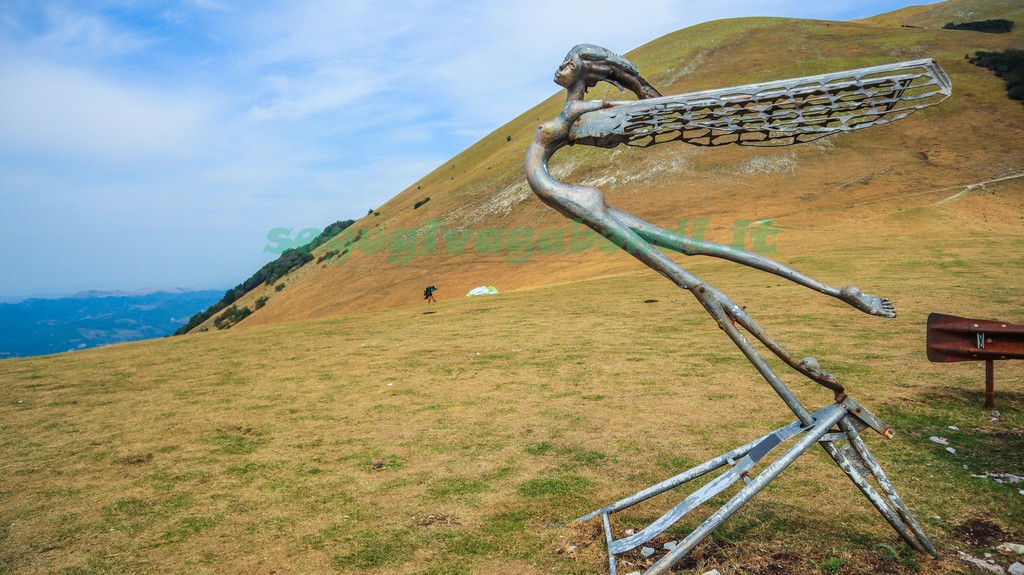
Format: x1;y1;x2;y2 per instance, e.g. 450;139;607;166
67;287;207;299
0;289;223;358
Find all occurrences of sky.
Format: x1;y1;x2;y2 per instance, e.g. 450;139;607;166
0;0;938;299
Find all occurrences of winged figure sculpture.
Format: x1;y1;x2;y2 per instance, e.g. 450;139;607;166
526;44;950;397
525;44;950;574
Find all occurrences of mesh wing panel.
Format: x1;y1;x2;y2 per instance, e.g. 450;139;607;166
569;59;951;148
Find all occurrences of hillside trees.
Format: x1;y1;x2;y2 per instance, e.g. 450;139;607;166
943;19;1014;33
969;49;1024;103
174;219;355;334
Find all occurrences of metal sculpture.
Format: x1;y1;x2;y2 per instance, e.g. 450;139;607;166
525;44;950;574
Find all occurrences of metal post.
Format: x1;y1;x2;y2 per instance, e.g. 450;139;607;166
985;359;995;408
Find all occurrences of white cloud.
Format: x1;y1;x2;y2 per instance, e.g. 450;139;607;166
0;59;210;164
0;0;940;296
17;4;154;59
186;0;228;10
159;10;188;25
247;64;388;121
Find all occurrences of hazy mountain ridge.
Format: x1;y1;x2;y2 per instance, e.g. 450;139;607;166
0;289;222;358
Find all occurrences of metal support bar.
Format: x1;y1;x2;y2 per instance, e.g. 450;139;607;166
641;405;848;575
578;404;840;524
610;458;748;555
837;417;939;557
603;512;617;575
712;302;814;424
587;405;847;574
818;438;926;553
586;402;937;574
986;359;995;408
842;397;895;439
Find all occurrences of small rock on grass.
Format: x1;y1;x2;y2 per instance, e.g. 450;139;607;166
640;546;655;557
958;551;1006;574
1010;563;1024;575
999;543;1024;555
702;570;722;575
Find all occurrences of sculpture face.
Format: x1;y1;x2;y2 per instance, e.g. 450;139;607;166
554;55;582;88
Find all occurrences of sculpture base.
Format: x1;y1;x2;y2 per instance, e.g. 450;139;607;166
578;400;937;575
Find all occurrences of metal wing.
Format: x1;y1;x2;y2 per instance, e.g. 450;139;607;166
569;59;951;148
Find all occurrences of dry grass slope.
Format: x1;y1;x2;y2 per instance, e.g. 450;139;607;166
194;0;1024;332
1;242;1022;573
2;1;1023;573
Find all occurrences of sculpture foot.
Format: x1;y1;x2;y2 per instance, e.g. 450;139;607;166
839;286;896;318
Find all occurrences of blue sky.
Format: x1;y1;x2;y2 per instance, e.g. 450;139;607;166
0;0;937;298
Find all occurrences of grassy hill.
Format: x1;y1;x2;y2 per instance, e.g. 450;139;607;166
2;1;1023;573
181;0;1024;332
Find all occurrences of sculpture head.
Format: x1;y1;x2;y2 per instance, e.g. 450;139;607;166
555;44;662;100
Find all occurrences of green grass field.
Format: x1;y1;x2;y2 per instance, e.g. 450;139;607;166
2;218;1022;574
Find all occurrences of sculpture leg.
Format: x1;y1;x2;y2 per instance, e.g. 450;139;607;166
686;283;934;555
698;281;845;393
834;417;939;556
609;208;897;318
683;279;816;422
585;209;703;291
587;208;843;396
819;438;929;553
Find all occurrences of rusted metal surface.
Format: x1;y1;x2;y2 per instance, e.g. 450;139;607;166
526;44;948;573
842;396;895;439
927;312;1024;362
927;312;1024;407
